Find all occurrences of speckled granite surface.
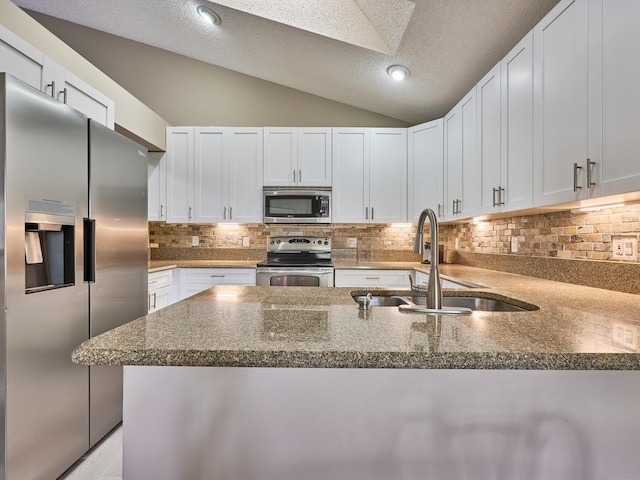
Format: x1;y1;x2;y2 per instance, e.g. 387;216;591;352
76;265;640;370
149;260;258;273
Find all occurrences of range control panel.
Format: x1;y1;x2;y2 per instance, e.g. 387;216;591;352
266;236;331;253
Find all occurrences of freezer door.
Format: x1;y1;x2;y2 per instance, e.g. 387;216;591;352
2;73;90;479
88;120;148;447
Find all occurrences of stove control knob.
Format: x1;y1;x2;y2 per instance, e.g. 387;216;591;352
324;241;329;245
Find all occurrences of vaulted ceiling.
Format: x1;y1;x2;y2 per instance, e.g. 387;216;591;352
12;0;560;124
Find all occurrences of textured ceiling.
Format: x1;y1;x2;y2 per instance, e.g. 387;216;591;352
11;0;561;124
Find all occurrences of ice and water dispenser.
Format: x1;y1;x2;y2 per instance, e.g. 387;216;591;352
24;211;75;293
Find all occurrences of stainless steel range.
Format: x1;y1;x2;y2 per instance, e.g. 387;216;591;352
256;236;334;287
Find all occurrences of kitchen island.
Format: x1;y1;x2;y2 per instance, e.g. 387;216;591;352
74;265;640;480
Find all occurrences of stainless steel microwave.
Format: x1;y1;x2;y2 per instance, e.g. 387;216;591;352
263;187;331;224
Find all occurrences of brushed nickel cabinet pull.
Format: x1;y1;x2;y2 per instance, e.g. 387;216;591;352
229;206;232;219
587;159;596;187
189;206;193;219
573;163;582;191
371;207;374;220
292;169;296;183
365;207;368;220
298;169;302;183
224;206;227;219
492;187;499;207
47;81;56;98
499;187;505;206
58;87;67;104
160;204;164;218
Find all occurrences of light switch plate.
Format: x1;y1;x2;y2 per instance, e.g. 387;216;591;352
191;235;199;247
612;236;637;260
242;236;250;247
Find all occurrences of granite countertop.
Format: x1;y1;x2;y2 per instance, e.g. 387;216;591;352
76;264;640;370
149;260;260;272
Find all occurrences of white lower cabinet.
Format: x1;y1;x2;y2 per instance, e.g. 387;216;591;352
178;268;256;301
334;269;411;288
148;270;174;313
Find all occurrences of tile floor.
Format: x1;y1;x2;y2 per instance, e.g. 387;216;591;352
58;425;122;480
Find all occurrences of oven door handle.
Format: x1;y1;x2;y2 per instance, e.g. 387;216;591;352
257;268;334;275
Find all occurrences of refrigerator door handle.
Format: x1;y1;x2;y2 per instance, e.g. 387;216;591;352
83;218;96;283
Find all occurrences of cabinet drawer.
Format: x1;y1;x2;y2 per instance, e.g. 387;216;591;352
334;269;411;288
148;270;173;290
178;268;256;300
179;268;256;286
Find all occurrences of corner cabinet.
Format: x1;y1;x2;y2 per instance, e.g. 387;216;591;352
263;127;332;187
0;25;115;128
332;128;407;223
408;119;444;222
166;127;263;223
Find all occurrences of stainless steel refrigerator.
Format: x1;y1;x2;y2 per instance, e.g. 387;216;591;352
1;73;148;479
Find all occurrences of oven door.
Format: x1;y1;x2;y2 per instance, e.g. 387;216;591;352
256;267;334;287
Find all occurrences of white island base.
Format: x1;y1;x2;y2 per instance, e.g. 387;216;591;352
123;366;640;480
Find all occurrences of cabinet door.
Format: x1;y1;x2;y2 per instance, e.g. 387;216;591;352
444;106;462;220
332;128;370;223
369;129;407;223
263;127;297;186
408;119;444;221
459;89;478;219
228;128;264;223
297;128;332;186
588;0;640;197
193;127;226;223
166;127;194;223
445;89;477;220
45;58;115;128
0;24;51;92
477;64;502;215
533;0;588;206
148;152;167;221
501;31;534;212
334;269;410;288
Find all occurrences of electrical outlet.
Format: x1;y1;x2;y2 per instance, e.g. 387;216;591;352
191;235;199;247
242;236;250;247
612;322;639;351
510;236;518;253
347;237;357;248
612;236;637;260
454;238;460;249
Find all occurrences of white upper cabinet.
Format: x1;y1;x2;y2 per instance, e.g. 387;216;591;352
533;0;588;206
193;127;226;223
408;119;444;222
501;31;534;212
46;60;115;129
444;88;477;221
263;127;331;186
332;128;406;223
369;128;407;223
476;64;503;215
166;127;194;223
148;152;167;221
587;0;640;198
332;128;370;223
0;25;115;128
167;127;263;224
226;128;264;223
0;24;51;92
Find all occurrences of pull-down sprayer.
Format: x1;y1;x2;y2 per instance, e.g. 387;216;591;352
413;208;442;310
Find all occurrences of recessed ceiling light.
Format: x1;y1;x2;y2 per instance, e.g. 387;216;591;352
197;5;221;26
387;64;411;81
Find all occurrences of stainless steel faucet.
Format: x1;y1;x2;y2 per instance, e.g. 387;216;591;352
413;208;442;309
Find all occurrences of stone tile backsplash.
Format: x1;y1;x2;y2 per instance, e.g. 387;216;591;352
149;204;640;266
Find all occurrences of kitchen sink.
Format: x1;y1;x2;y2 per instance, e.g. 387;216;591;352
352;292;537;312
